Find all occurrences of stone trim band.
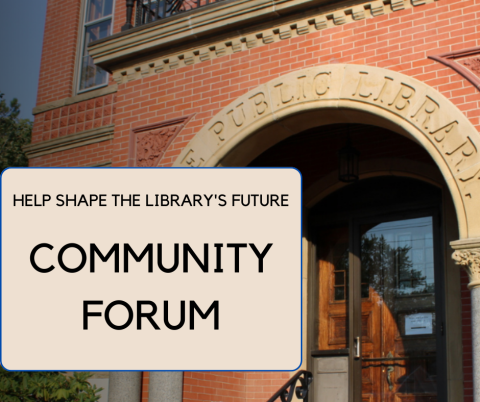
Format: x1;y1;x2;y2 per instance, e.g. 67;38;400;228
32;85;118;116
23;124;115;159
109;0;437;85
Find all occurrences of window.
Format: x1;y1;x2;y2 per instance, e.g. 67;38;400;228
78;0;114;92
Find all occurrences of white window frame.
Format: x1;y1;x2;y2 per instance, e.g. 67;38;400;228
76;0;116;94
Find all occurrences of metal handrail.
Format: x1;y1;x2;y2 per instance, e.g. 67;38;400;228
266;370;313;402
122;0;224;30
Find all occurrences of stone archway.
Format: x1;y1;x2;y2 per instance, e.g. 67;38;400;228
173;64;480;240
173;63;480;402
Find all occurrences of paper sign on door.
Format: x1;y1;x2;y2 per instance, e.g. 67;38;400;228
405;313;433;335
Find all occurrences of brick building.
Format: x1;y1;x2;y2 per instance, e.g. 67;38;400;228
27;0;480;401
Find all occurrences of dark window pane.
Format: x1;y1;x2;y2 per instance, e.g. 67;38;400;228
84;20;112;53
361;217;434;297
86;0;113;22
80;20;111;91
361;283;369;298
79;56;108;91
334;287;345;301
334;271;345;286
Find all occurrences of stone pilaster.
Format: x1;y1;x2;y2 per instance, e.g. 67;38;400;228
107;372;142;402
148;372;183;402
451;238;480;402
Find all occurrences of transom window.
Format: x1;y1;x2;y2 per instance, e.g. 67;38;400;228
78;0;114;92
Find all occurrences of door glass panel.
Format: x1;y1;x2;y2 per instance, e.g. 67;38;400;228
318;226;349;351
360;217;437;402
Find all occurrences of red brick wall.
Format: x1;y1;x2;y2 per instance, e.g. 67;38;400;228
183;372;246;401
139;372;290;401
182;372;290;402
141;372;150;402
36;0;81;106
244;372;291;401
31;93;116;145
113;0;127;35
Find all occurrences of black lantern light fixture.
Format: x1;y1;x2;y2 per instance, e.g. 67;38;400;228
338;130;360;183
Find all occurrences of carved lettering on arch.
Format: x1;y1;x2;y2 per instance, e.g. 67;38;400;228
209;121;225;142
351;73;416;113
296;75;307;100
430;120;458;143
351;72;394;102
181;149;205;167
274;82;294;105
373;76;393;103
273;74;324;107
249;92;268;117
447;136;477;172
313;72;330;96
389;83;415;113
174;67;480;198
458;162;480;199
352;72;373;98
411;96;440;131
428;121;479;173
227;103;246;127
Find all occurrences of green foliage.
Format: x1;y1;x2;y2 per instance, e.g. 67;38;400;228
0;367;102;402
0;93;32;172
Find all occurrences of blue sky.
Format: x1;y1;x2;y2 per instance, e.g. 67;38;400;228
0;0;48;120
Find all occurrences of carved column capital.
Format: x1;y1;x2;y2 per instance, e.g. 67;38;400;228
452;248;480;289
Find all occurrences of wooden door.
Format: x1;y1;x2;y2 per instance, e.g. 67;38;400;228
318;216;439;402
318;225;350;352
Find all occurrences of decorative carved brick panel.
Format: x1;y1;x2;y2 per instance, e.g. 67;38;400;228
128;115;194;167
430;47;480;92
458;57;480;78
136;126;178;167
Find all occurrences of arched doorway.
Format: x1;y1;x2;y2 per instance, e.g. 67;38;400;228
248;122;462;402
173;65;477;402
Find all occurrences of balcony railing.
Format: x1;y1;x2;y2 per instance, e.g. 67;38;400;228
122;0;224;30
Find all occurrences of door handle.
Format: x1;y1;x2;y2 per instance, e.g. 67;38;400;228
354;336;361;359
386;366;394;391
386;352;394;391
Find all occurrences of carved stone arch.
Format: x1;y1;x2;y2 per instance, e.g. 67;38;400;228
173;64;480;239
